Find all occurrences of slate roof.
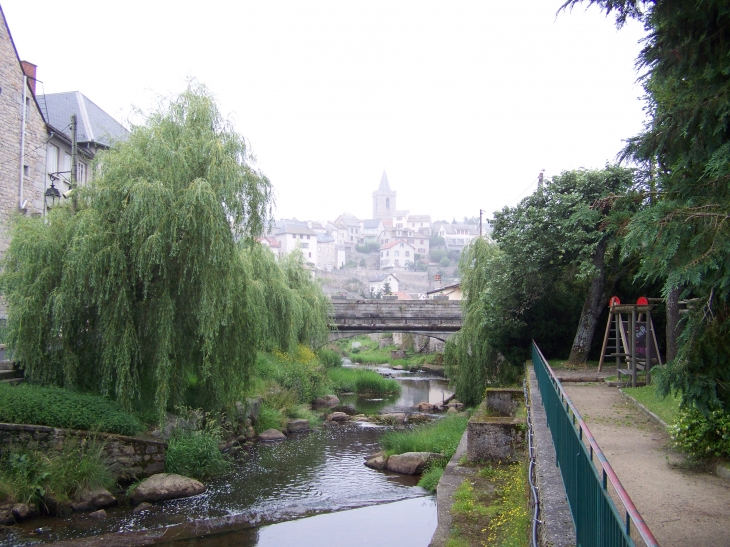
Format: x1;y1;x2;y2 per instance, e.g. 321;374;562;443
317;233;335;243
42;92;128;147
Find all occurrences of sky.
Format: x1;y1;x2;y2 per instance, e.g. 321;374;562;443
3;0;648;224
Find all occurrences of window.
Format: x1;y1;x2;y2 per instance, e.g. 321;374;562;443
380;251;383;257
307;235;310;239
394;251;399;256
386;251;389;256
405;251;410;256
394;260;400;266
301;242;309;249
77;162;87;184
420;239;424;244
400;243;404;247
308;252;311;258
46;144;59;181
23;165;29;177
418;248;425;253
386;198;390;209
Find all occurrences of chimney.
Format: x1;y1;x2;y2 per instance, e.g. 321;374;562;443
20;61;37;95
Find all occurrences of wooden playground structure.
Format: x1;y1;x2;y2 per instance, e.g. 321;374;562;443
598;296;662;387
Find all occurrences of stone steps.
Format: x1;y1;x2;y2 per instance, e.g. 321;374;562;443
0;355;23;385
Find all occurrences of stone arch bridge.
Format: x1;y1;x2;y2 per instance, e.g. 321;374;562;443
328;299;463;342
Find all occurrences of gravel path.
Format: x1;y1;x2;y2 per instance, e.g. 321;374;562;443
562;382;730;547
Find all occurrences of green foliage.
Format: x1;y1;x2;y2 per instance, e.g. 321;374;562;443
254;404;285;433
0;383;141;435
445;239;522;406
165;428;230;480
439;257;451;267
45;440;115;502
430;249;447;263
326;367;401;395
492;166;638;364
418;466;444;492
1;84;278;422
430;235;446;248
1;451;49;506
623;385;680;425
355;242;380;253
380;413;468;458
317;347;342;368
1;85;331;421
561;0;730;408
669;407;730;460
1;441;114;508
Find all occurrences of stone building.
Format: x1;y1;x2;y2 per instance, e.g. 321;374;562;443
0;7;47;256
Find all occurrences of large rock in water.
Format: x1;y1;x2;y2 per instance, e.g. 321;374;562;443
71;488;117;512
386;452;442;475
130;473;205;505
259;428;287;441
313;394;340;407
287;419;310;433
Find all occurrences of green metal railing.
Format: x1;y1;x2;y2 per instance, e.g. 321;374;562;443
532;341;660;547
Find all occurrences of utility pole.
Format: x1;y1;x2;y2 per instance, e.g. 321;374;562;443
537;170;544;190
479;209;483;237
70;114;78;212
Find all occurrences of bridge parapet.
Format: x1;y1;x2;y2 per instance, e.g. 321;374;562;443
329;299;463;341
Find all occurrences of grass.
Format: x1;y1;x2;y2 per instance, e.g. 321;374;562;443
623;385;680;424
327;367;401;395
448;461;530;547
381;413;468;458
0;383;141;435
546;359;600;371
1;440;115;508
418;466;444;491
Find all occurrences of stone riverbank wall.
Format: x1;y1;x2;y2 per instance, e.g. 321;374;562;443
0;423;166;481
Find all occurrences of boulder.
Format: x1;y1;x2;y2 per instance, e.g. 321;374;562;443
245;398;262;423
287;419;310;433
333;404;358;416
313;394;340;407
71;488;117;512
377;413;406;425
392;364;404;370
329;412;350;422
413;402;436;412
408;413;433;424
89;509;107;520
365;455;388;470
44;494;73;517
258;429;287;441
130;473;206;505
386;452;442;475
11;503;37;521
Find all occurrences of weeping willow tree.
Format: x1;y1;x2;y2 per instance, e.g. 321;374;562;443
1;84;328;421
444;237;523;406
240;244;330;352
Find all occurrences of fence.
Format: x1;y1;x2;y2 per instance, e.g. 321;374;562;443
532;341;659;547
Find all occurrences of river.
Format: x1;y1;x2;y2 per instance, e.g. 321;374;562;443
2;366;452;547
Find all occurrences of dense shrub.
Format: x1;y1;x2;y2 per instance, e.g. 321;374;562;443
670;407;730;459
165;429;230;480
317;347;342;368
0;384;141;435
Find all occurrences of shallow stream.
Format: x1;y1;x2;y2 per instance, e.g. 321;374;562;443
3;367;452;547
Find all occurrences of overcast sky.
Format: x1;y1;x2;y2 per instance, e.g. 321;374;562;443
3;0;647;223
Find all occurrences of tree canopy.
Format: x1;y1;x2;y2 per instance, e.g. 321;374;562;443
1;85;330;421
492;166;637;363
561;0;730;410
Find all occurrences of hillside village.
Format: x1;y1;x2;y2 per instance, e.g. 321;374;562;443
2;0;483;305
261;171;489;300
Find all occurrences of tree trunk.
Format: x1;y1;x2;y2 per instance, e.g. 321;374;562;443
665;284;680;362
568;240;608;364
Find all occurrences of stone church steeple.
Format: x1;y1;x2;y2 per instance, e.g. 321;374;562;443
372;171;397;220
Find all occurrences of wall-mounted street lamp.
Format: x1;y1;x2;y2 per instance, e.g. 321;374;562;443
45;171;70;210
44;180;61;209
